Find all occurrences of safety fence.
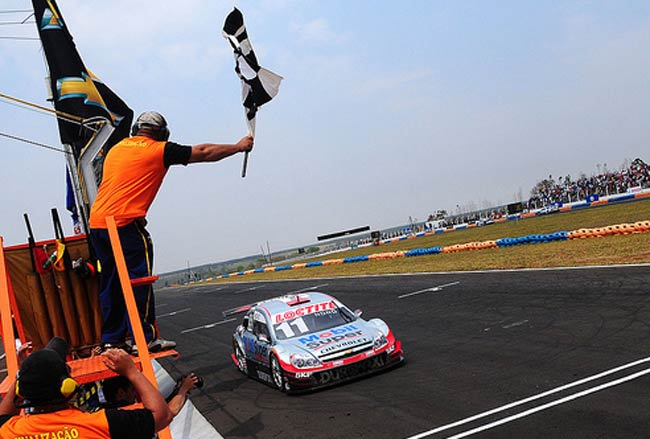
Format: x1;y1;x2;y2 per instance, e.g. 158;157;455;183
206;219;650;281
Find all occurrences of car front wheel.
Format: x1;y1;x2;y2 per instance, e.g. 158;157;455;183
235;344;248;374
270;354;286;392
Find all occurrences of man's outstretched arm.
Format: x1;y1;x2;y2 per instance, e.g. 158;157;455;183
189;135;253;163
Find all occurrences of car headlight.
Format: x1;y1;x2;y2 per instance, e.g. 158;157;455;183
373;334;388;350
290;353;321;369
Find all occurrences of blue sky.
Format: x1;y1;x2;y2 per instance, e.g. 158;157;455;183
1;1;649;272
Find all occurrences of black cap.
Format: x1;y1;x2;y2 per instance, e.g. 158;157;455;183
17;337;70;406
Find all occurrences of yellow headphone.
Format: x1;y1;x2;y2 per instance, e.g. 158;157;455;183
15;376;78;399
60;377;78;398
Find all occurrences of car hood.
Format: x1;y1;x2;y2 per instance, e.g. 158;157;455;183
283;322;377;359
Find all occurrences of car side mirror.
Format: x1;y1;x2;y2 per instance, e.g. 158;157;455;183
354;309;363;317
257;333;269;343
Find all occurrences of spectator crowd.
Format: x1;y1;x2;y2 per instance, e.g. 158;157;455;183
320;158;649;251
527;158;650;209
424;158;649;227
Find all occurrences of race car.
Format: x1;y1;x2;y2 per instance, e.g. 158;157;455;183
228;292;404;392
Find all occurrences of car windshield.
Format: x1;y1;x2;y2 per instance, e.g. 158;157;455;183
273;306;356;340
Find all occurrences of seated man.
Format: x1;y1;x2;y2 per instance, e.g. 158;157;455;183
0;337;172;439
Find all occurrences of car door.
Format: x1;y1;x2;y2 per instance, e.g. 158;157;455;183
243;310;271;366
240;310;257;365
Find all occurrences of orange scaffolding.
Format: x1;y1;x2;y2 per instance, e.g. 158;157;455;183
0;215;175;438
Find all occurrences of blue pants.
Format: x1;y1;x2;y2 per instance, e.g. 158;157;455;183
90;221;157;344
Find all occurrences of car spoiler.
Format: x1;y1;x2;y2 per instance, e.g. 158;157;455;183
222;303;256;318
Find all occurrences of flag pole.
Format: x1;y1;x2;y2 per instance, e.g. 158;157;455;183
242;121;254;178
241;151;249;178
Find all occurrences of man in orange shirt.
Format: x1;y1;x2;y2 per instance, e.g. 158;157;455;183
0;337;173;438
89;111;253;352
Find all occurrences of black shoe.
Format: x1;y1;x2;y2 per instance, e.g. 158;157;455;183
130;338;177;355
147;338;177;353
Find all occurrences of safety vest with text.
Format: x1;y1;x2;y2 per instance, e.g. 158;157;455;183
89;136;167;229
0;407;111;439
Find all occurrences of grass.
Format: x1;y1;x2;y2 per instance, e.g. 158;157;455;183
208;199;650;283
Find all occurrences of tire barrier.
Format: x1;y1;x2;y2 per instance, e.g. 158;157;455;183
343;255;370;263
368;251;406;260
274;265;293;271
209;218;650;280
405;247;442;257
636;221;650;232
567;223;648;239
495;232;569;247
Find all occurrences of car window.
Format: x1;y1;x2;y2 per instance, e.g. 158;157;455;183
273;306;356;340
252;310;270;339
253;320;270;338
245;312;254;332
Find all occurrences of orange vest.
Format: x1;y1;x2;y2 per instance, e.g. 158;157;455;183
0;407;111;438
89;136;168;229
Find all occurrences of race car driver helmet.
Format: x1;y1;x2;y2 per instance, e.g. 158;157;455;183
131;111;170;141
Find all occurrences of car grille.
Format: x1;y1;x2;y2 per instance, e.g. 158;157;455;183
317;340;374;362
312;353;388;385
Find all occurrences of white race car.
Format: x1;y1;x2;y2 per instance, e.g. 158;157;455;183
228;292;404;392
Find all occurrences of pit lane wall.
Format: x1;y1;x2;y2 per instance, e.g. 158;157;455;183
202;190;650;281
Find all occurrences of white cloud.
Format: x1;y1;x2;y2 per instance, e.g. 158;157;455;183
290;18;344;45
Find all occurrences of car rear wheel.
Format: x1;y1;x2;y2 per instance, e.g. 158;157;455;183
235;344;247;374
270;354;286;392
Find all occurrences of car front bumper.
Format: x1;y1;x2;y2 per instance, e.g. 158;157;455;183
284;341;404;392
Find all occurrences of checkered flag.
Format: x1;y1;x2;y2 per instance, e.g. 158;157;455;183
223;7;282;177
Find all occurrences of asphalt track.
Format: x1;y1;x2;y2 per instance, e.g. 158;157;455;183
155;265;650;439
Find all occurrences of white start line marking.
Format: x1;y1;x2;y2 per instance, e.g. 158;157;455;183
285;283;330;295
157;307;191;318
398;281;461;299
181;318;237;334
406;356;650;439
